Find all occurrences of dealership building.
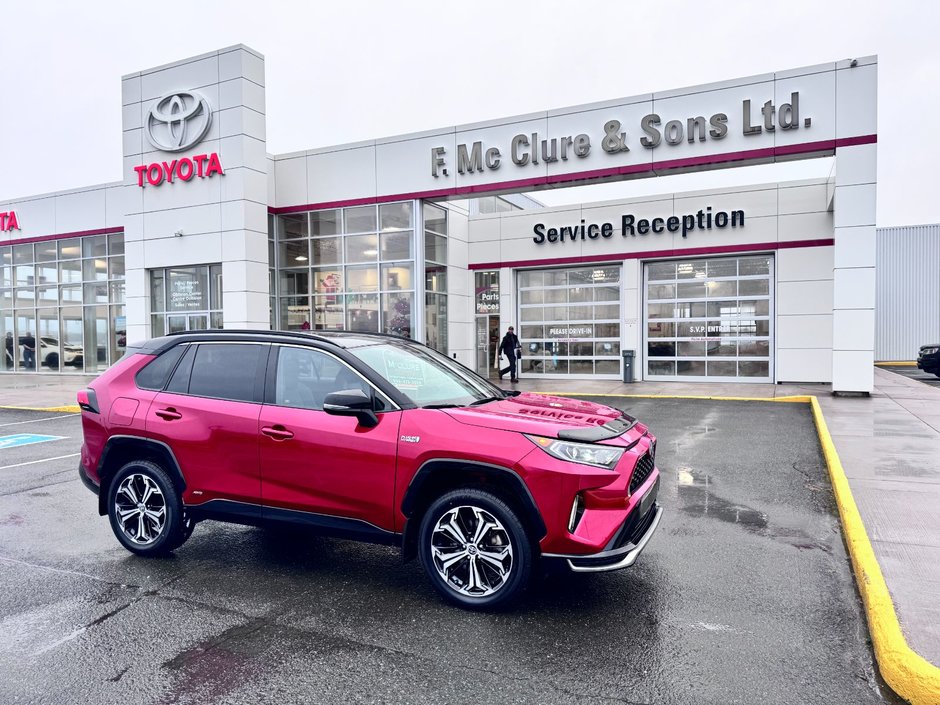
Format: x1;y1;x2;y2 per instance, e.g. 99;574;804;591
1;46;885;392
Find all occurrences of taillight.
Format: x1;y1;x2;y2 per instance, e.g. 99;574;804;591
77;389;99;414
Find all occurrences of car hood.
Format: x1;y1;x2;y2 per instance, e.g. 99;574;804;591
443;392;647;443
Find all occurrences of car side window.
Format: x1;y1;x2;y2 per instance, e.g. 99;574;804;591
186;344;266;402
274;346;370;411
136;344;186;390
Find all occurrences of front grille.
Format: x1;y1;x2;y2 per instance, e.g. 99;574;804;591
629;453;655;494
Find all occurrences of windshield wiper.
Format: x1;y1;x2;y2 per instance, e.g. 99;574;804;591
421;403;463;409
469;395;505;406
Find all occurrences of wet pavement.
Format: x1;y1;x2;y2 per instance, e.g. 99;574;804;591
0;402;901;704
879;364;940;389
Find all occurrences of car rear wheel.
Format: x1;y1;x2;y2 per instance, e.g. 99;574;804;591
418;488;532;609
107;460;186;556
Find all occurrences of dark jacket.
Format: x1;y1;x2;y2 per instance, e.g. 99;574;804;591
499;332;520;358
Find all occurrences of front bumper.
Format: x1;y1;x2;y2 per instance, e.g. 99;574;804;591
78;463;99;496
543;496;663;573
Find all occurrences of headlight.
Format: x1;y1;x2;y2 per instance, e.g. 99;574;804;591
923;347;939;355
525;435;625;470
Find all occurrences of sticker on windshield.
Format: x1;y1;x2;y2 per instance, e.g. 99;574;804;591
384;352;425;392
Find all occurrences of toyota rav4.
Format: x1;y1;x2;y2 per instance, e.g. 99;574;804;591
78;330;662;609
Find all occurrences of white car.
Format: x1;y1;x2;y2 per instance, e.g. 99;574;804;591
38;336;84;368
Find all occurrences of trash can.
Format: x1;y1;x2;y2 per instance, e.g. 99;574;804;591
622;350;635;383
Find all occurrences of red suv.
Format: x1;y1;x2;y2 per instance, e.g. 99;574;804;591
78;331;661;608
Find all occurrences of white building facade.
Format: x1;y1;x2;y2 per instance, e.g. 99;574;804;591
0;46;878;392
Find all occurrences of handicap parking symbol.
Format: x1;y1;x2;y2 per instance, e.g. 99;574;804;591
0;434;66;450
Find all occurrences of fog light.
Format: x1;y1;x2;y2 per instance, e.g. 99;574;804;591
568;493;585;533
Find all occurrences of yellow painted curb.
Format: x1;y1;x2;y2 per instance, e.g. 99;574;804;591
875;361;918;367
538;390;940;704
0;405;80;413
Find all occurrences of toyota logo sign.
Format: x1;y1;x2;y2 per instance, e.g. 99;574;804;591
145;91;212;153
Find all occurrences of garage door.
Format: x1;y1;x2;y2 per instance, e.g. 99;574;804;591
645;255;773;382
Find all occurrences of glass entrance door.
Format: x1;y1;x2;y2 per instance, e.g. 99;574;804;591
475;315;500;378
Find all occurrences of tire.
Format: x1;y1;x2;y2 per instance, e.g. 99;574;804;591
107;460;185;557
418;488;533;610
45;352;59;369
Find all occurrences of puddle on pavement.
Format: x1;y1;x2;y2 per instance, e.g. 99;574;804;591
675;467;833;553
676;467;768;532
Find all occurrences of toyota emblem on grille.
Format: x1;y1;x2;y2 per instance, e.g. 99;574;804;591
145;91;212;153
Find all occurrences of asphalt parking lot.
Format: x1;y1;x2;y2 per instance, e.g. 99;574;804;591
0;400;901;705
880;364;940;389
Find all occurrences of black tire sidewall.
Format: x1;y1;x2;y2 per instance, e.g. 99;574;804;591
418;488;532;610
107;460;183;556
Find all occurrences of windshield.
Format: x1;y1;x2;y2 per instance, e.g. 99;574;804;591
350;342;502;408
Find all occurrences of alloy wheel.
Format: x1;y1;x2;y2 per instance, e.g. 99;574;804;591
430;505;514;597
113;473;167;545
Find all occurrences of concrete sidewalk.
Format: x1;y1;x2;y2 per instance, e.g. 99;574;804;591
1;367;937;668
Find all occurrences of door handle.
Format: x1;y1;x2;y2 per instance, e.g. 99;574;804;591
155;407;182;421
261;425;294;441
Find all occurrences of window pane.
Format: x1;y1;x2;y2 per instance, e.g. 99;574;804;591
37;309;60;371
313;295;344;330
60;260;82;284
278;214;308;240
346;234;379;263
150;270;165;312
425;292;447;353
83;258;108;282
109;233;125;256
312;268;343;295
739;279;769;296
677;360;706;376
58;239;81;260
13;244;34;264
382;263;413;291
381;230;412;261
279;239;309;267
380;202;413;231
35;242;57;262
311;237;342;265
189;344;264;402
210;265;222;310
166;267;209;311
708;280;737;297
280;296;310;331
423;204;447;234
739;257;770;276
310;210;340;236
706;258;737;278
279;269;309;296
346;293;379;332
648;360;675;375
677;282;707;299
676;260;706;279
425;264;446;293
647;262;676;281
425;232;447;263
345;206;376;234
83;236;107;258
647;284;675;300
346;265;379;292
109;257;126;280
383;292;413;338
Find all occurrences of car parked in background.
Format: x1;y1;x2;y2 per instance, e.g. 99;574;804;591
77;330;662;609
917;343;940;378
38;336;84;368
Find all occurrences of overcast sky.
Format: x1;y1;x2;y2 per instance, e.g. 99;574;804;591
2;0;937;226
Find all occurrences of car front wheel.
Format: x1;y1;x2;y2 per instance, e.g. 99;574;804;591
107;460;186;556
418;488;533;609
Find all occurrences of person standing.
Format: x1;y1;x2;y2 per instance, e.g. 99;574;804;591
22;331;36;369
4;332;13;369
498;326;521;383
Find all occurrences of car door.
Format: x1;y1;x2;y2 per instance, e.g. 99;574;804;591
258;344;402;533
145;342;268;513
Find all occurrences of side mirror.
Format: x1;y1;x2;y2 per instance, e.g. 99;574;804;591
323;388;379;427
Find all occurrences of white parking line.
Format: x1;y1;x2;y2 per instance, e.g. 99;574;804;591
0;453;80;471
0;414;80;428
